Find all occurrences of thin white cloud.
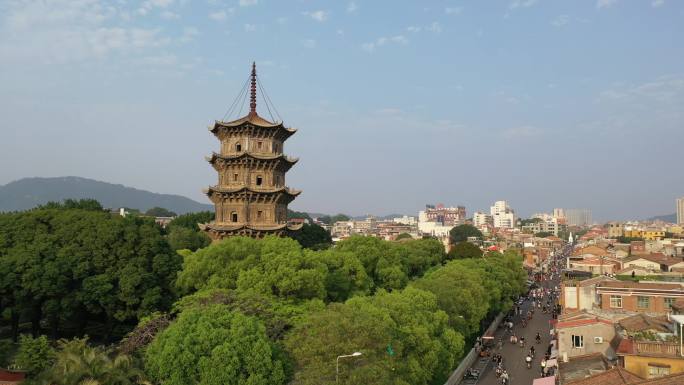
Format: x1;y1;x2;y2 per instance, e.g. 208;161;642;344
651;0;665;7
180;27;199;43
426;22;442;34
407;26;421;33
303;10;329;22
596;0;618;9
551;15;570;27
362;35;408;53
347;2;358;13
445;7;462;15
509;0;538;9
0;1;175;65
301;39;316;48
160;10;180;20
244;23;257;32
209;10;232;21
239;0;257;6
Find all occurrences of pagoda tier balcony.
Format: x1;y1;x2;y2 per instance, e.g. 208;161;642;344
204;185;301;205
206;152;298;172
198;222;303;240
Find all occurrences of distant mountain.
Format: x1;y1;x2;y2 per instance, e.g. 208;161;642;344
646;213;677;223
0;176;213;214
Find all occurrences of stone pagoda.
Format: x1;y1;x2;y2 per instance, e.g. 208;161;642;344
200;63;302;240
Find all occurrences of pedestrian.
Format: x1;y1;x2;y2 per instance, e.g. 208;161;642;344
541;358;546;376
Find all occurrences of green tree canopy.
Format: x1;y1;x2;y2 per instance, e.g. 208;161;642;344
0;207;181;341
534;231;553;238
317;214;351;225
145;305;286;385
166;211;214;231
167;226;211;251
14;335;54;375
32;337;145;385
285;287;463;385
448;224;483;245
38;198;104;211
395;233;413;241
288;223;332;250
145;207;177;217
447;241;483;259
287;210;313;221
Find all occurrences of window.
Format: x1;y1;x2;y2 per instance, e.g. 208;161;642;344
233;173;239;182
256;176;263;186
257;141;262;150
235;143;242;152
571;335;584;348
231;212;238;222
665;297;676;309
638;296;650;309
275;175;281;186
257;211;263;220
648;364;670;378
274;144;279;153
610;295;623;308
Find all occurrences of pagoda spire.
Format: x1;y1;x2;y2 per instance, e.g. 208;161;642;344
249;62;257;116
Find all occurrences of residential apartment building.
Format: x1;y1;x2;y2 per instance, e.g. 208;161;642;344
556;312;618;360
522;218;566;236
596;281;684;314
677;196;684;225
472;211;493;229
608;222;624;238
490;200;516;228
422;204;466;226
566;208;593;226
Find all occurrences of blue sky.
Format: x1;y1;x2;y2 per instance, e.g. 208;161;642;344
0;0;682;221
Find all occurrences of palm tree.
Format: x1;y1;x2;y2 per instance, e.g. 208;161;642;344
32;338;148;385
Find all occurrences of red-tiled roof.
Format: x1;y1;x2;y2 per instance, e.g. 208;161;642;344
634;372;684;384
564;366;642;385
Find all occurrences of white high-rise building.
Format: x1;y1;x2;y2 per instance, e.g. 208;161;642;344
553;208;565;219
565;209;592;226
677;197;684;225
473;211;493;229
490;200;516;228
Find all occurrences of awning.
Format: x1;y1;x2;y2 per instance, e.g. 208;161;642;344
533;377;555;385
546;358;558;368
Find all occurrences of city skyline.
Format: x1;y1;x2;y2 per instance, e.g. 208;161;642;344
1;1;683;221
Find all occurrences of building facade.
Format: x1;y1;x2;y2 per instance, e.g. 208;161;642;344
490;200;516;228
566;208;593;227
677;197;684;225
200;63;302;239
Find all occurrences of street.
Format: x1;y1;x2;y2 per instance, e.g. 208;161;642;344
465;245;568;385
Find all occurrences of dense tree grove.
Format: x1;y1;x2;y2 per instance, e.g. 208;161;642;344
0;203;182;341
447;241;484;259
0;203;528;385
288;223;333;250
448;224;483;245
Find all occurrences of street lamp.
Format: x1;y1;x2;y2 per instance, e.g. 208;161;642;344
336;352;362;383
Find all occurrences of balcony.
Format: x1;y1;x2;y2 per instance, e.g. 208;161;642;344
634;341;682;357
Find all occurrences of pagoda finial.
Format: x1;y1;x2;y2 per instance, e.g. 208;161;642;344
249;61;257;115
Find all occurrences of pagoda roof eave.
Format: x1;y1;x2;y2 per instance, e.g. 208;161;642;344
199;222;301;232
209;112;297;134
207;152;299;164
205;185;302;197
